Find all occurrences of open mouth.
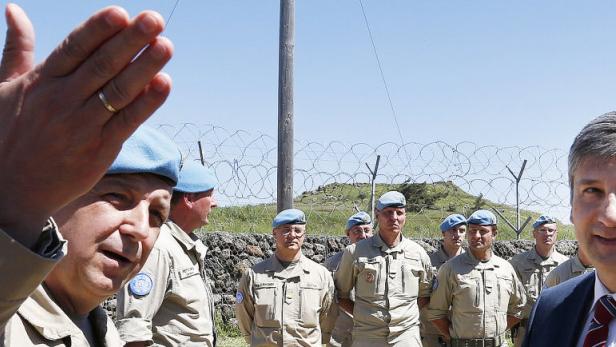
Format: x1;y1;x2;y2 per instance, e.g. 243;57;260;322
102;250;131;264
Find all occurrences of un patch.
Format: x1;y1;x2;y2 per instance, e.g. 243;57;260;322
236;291;244;304
129;273;153;296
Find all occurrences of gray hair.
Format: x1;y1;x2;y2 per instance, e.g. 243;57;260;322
569;112;616;192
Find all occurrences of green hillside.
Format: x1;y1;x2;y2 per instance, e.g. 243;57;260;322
201;181;574;240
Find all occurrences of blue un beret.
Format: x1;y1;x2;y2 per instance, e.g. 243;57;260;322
440;214;467;232
346;211;372;230
272;209;306;228
467;210;497;226
107;125;181;184
174;161;217;193
376;191;406;210
533;215;557;229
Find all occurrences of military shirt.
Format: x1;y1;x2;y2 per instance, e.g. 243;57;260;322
1;220;122;346
509;248;567;318
420;244;465;345
324;251;353;347
117;221;216;346
427;252;526;341
335;232;433;344
235;254;336;346
543;254;594;288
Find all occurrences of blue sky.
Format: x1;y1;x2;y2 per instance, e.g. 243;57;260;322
2;1;615;151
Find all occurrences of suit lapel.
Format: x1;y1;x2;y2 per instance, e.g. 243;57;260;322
561;274;595;345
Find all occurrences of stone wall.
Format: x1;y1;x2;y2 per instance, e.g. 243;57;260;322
103;232;579;325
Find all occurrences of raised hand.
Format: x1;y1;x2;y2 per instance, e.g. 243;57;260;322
0;4;174;247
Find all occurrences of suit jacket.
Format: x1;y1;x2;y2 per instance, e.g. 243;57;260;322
522;272;595;347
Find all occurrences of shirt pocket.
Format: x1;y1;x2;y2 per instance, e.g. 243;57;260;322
454;274;481;311
496;274;513;311
254;282;280;328
356;259;381;298
521;268;539;300
402;254;423;297
300;282;322;328
174;266;203;308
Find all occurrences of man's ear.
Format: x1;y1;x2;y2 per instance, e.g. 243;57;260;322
182;193;194;207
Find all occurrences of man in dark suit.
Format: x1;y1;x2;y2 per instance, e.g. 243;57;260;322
523;113;616;347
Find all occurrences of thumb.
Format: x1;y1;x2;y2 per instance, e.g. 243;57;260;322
0;3;34;82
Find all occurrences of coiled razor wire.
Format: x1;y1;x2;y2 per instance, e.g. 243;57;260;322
157;123;570;234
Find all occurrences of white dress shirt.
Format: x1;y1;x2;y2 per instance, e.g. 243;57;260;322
576;272;616;347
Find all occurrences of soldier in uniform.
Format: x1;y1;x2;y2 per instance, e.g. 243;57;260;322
428;210;526;347
324;211;374;347
335;191;434;346
1;126;180;345
508;215;568;347
0;3;175;345
117;161;219;346
235;209;337;346
420;214;467;347
543;246;594;288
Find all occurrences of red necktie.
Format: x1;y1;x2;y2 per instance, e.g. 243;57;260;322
583;295;616;347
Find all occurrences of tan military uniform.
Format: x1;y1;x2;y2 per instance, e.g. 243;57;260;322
1;221;123;346
508;248;567;347
324;251;353;347
543;254;594;288
235;254;336;346
116;221;216;346
335;232;433;346
420;244;465;347
427;252;526;347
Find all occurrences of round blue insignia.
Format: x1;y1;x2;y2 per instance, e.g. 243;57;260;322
129;273;153;296
236;291;244;304
432;278;439;291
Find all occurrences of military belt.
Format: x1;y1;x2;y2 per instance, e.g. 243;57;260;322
450;335;503;347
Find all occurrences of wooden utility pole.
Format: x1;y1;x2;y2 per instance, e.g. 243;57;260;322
277;0;294;212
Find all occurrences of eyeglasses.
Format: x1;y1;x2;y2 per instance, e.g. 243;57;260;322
277;227;306;238
349;226;373;235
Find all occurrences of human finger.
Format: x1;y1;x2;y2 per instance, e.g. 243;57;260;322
0;3;34;81
102;72;172;146
40;6;129;78
89;36;173;118
68;10;165;99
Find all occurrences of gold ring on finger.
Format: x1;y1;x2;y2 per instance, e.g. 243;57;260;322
98;90;118;113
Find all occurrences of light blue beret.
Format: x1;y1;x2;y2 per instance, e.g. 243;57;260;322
174;161;217;193
440;214;467;232
467;210;497;226
272;209;306;228
533;215;557;229
346;211;372;230
376;191;406;210
107;125;181;184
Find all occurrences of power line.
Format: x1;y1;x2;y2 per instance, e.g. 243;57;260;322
164;0;181;31
357;0;411;162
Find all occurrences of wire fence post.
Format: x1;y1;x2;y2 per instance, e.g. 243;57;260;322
365;155;381;222
506;159;527;239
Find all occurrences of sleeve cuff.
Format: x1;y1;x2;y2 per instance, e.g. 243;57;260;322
426;309;449;321
33;218;66;259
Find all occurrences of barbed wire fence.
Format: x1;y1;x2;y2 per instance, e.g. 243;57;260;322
157;123;571;237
